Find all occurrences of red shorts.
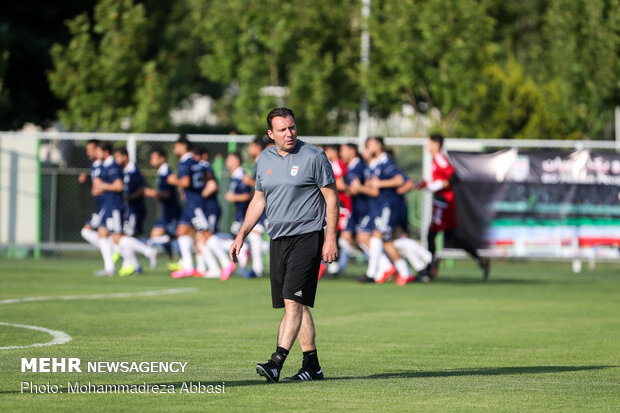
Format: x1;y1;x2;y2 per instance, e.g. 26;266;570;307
430;198;457;232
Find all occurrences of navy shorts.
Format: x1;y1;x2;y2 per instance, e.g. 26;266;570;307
101;206;124;234
86;206;105;229
154;211;180;235
123;209;145;237
179;202;219;232
374;203;405;240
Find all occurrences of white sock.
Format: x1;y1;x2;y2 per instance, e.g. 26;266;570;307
81;228;100;248
177;235;194;269
123;236;152;258
338;237;354;254
119;236;139;268
394;258;412;278
207;235;231;267
99;237;115;273
196;253;206;272
150;234;170;244
393;237;432;270
200;241;221;274
367;236;383;278
248;232;264;276
378;253;392;271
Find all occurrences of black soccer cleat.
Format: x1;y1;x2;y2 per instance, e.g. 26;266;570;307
355;275;375;284
283;367;324;381
480;258;490;281
256;359;281;383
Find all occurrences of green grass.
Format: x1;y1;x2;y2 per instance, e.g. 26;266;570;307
0;257;619;412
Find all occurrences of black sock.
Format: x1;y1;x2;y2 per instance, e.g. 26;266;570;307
302;350;320;371
271;346;289;367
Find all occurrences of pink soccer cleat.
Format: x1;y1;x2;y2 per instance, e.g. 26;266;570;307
171;268;196;279
376;265;397;284
220;262;236;281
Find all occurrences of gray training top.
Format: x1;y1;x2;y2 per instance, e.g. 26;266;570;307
255;140;336;239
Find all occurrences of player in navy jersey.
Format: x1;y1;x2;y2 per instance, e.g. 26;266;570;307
355;137;415;286
336;144;367;275
224;152;256;277
193;148;236;279
144;149;181;255
91;141;124;276
387;151;433;281
167;135;235;279
112;148;157;276
79;139;105;250
240;136;269;278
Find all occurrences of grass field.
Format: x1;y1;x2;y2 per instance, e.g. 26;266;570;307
1;256;619;412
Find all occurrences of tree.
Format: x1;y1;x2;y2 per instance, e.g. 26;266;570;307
196;0;361;135
48;0;170;132
367;0;495;134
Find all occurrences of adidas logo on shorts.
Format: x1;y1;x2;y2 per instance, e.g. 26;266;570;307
294;290;303;298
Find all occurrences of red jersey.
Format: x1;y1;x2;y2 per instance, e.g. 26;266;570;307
330;159;352;231
431;153;455;203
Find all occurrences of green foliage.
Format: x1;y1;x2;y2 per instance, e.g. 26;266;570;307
48;0;169;132
197;0;360;134
40;0;620;138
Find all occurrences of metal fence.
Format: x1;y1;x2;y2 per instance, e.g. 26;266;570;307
1;131;619;263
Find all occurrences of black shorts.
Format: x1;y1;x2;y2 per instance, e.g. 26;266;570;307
269;230;324;308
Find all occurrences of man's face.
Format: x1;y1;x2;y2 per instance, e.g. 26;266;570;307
340;145;355;164
95;146;105;161
225;154;239;172
267;116;297;154
173;142;186;158
114;152;127;167
86;143;97;161
324;147;338;161
365;138;382;158
150;152;163;168
248;142;260;159
427;139;440;156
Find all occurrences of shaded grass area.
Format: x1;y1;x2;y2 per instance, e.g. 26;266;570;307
0;257;619;411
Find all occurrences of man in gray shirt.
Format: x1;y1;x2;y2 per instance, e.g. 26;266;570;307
230;107;339;382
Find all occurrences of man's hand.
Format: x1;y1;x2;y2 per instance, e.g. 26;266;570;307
322;237;338;264
229;236;244;263
78;173;88;184
144;187;157;198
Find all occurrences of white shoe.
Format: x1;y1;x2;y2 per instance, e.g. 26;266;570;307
94;269;115;277
149;248;158;270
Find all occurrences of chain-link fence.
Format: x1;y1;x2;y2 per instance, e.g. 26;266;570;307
1;132;619;262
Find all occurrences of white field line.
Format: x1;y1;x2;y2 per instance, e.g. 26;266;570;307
0;287;199;305
0;287;199;350
0;322;72;350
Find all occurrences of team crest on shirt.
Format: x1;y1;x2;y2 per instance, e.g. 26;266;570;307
290;165;299;176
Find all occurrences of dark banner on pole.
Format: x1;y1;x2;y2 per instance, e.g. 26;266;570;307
449;149;620;257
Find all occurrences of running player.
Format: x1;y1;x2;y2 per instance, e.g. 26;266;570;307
144;148;181;255
113;147;157;276
79;139;104;250
225;151;255;277
195;147;236;279
92;141;124;276
322;144;351;276
418;134;490;280
361;137;413;286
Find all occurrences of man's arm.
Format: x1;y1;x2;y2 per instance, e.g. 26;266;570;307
225;191;252;203
229;190;266;261
126;186;145;201
320;183;339;264
93;178;123;192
